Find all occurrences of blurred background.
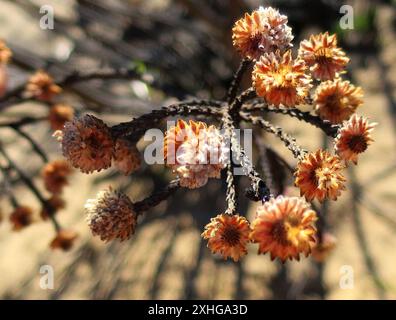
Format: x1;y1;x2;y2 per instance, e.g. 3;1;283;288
0;0;395;299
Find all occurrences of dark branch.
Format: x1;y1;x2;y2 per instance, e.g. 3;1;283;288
133;179;180;214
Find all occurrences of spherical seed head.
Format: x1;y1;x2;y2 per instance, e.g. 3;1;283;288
314;78;363;124
10;206;34;231
48;104;74;131
25;70;62;101
0;40;12;64
295;150;346;202
252;50;312;107
250;196;317;262
202;214;251;262
60;115;114;173
50;230;78;251
40;195;65;220
113;138;141;175
164;119;227;189
42;160;73;194
232;6;293;60
85;187;137;242
298;32;349;80
335;114;377;165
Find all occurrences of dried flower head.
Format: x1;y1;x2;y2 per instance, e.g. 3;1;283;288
295;150;346;202
10;206;34;231
202;214;251;262
312;232;337;262
114;138;141;175
232;6;293;60
335;115;377;165
48;104;74;131
314;78;363;124
164;119;227;189
25;70;62;101
250;196;317;262
0;40;12;64
298;32;349;80
50;230;78;251
42;160;72;194
41;195;65;220
252;50;312;107
85;187;137;242
59;115;114;173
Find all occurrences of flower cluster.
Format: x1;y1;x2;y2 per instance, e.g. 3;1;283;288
85;187;137;242
202;196;317;262
164;119;228;189
24;70;62;101
48;104;75;131
298;32;349;81
0;6;377;265
252;50;312;107
233;7;376;206
232;7;293;60
55;114;141;175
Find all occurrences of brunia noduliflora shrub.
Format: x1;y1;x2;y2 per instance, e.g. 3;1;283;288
0;6;377;260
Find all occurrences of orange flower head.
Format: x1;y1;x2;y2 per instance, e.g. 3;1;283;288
312;232;337;262
10;206;34;231
202;214;251;262
50;230;78;251
0;40;12;64
114;138;141;175
314;78;363;124
164;119;227;189
58;115;114;173
250;196;317;262
295;150;346;202
335;114;377;164
85;187;137;242
298;32;349;80
25;70;62;101
42;160;73;194
41;195;65;220
232;6;293;60
252;50;312;107
48;104;74;131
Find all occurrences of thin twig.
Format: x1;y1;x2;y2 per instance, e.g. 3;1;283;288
240;112;307;160
0;116;46;128
0;66;147;110
229;87;256;118
221;107;238;214
245;102;340;138
11;126;48;162
133;179;180;214
0;145;61;231
111;99;224;139
227;58;251;104
0;164;19;208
